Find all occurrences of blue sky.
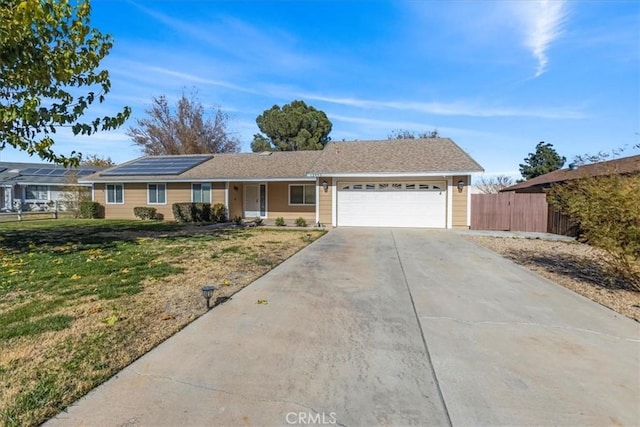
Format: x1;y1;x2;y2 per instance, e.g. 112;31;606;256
3;0;639;179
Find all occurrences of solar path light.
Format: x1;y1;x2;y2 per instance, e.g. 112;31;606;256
201;285;216;309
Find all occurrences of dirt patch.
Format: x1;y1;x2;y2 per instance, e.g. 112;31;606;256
466;236;640;322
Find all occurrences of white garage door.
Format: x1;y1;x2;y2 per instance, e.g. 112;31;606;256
337;181;447;228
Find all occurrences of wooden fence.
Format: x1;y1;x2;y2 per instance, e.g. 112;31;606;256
547;207;579;236
471;192;549;232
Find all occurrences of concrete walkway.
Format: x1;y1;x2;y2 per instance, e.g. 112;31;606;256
47;228;639;426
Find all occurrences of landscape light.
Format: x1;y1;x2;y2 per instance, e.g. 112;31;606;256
201;285;216;309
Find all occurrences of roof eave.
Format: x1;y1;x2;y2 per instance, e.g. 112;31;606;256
79;176;316;184
307;170;483;178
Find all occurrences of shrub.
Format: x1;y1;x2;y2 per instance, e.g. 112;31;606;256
275;217;286;227
79;201;101;219
295;217;307;227
172;203;191;222
211;203;228;223
197;203;212;222
253;216;264;226
133;207;157;220
548;174;640;289
172;203;211;223
232;215;243;225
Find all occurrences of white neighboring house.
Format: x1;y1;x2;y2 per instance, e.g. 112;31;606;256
0;162;104;212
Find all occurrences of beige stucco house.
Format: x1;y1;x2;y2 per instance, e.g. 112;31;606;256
80;138;483;228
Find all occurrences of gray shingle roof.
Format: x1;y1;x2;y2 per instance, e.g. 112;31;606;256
81;138;483;182
85;151;322;182
308;138;484;175
182;151;321;180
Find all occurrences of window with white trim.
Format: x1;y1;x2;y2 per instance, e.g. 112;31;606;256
148;184;166;204
192;183;211;203
25;185;48;200
106;184;124;204
289;184;316;205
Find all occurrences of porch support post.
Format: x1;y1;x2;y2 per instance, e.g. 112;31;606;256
224;182;229;211
446;176;453;229
315;178;320;225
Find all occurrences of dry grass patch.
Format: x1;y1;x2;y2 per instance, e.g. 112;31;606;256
467;236;640;322
0;220;325;427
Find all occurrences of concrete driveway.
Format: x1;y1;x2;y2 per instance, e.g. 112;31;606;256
47;228;639;426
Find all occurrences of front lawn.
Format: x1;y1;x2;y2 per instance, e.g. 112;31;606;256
0;220;325;426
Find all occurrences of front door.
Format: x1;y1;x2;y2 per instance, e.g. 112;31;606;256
244;184;266;218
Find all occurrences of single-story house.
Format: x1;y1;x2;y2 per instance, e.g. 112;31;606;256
80;138;484;228
502;154;640;193
0;162;103;212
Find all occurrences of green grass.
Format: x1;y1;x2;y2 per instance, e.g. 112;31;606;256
0;220;190;426
0;222;183;311
0;219;325;427
220;245;244;254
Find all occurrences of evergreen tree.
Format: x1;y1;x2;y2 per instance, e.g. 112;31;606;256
519;141;566;180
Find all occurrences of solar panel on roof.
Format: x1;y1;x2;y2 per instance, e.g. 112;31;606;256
18;167;95;177
101;155;212;176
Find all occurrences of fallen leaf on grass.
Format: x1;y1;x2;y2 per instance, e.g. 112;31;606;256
103;315;118;325
161;312;176;320
257;299;268;305
70;274;81;280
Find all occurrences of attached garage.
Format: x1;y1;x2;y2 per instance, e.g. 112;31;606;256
336;181;447;228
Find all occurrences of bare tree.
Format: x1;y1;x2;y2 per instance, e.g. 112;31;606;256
127;90;240;155
59;172;91;216
81;154;115;167
388;129;440;139
476;175;514;194
571;145;638;167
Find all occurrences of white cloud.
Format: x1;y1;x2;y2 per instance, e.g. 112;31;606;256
143;66;258;95
302;94;585;119
509;0;569;77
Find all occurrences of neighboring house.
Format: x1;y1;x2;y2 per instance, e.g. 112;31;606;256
502;154;640;193
79;138;484;228
0;162;103;212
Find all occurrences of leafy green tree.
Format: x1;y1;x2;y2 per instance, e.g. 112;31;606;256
519;141;566;180
251;100;332;152
0;0;130;166
127;90;240;155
